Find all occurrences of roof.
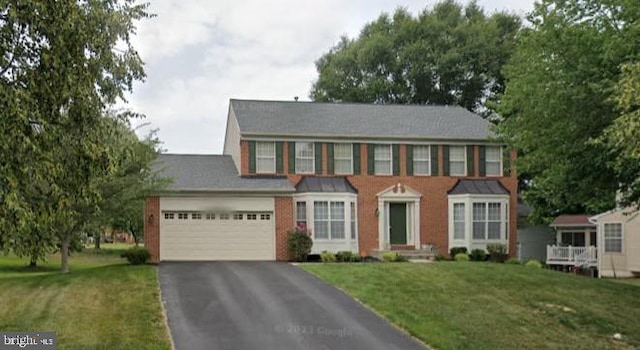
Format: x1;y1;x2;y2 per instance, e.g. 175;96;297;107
550;215;596;228
231;99;494;141
153;154;294;193
447;179;510;195
295;176;357;194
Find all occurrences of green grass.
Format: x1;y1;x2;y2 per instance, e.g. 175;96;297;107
0;252;171;350
302;262;640;350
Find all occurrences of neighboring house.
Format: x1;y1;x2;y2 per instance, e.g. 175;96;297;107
144;99;518;262
546;208;640;277
516;200;553;262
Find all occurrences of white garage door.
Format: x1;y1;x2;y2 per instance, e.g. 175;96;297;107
159;197;275;261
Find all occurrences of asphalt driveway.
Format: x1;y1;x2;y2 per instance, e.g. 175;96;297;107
159;262;427;350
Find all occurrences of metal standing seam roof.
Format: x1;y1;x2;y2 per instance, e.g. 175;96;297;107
295;176;357;194
231;99;495;140
447;179;510;195
152;154;295;193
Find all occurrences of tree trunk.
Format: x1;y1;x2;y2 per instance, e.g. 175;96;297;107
29;258;37;268
61;238;70;274
94;232;101;249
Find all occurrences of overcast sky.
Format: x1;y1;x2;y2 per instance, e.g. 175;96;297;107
127;0;535;154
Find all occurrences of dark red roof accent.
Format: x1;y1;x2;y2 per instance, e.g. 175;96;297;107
550;215;595;227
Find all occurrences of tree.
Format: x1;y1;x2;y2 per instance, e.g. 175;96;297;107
0;1;151;273
310;0;521;116
496;0;640;222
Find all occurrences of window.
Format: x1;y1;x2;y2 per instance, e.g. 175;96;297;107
487;203;501;239
192;213;202;220
219;213;230;220
561;232;586;247
233;213;243;220
295;142;314;173
296;202;307;229
247;214;257;220
485;146;502;176
472;203;503;240
472;203;486;239
334;143;353;174
313;201;346;240
178;213;188;220
604;223;622;253
260;214;271;220
164;212;174;220
256;141;276;173
453;203;465;239
350;202;357;239
205;213;215;220
374;145;392;175
449;146;466;176
413;145;431;175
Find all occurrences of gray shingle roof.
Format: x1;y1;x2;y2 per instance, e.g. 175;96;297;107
295;176;357;194
231;99;494;140
153;154;294;193
448;179;510;195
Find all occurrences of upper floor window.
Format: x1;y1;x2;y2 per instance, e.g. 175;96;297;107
256;142;275;173
295;142;314;174
485;146;502;176
334;143;353;174
374;144;392;175
413;145;431;175
449;146;466;176
604;223;622;253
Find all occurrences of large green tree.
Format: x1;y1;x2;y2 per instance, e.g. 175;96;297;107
0;1;150;273
497;0;640;222
310;0;521;115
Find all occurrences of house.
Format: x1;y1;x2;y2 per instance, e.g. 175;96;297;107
144;99;519;262
546;208;640;277
516;200;553;262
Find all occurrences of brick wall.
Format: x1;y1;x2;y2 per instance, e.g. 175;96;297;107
274;196;294;260
144;196;160;263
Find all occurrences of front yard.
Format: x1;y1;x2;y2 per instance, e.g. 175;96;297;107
302;262;640;350
0;250;171;350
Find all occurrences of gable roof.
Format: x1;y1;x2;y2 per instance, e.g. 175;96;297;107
231;99;494;141
550;215;595;228
153;154;294;193
295;176;357;194
448;179;510;195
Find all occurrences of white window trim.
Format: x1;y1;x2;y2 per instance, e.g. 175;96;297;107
374;144;392;175
485;146;503;177
413;145;431;176
334;143;353;175
449;145;467;176
603;222;623;253
293;193;358;243
448;194;510;251
295;142;315;174
256;141;276;174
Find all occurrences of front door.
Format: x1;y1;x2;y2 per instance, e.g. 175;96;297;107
389;203;407;245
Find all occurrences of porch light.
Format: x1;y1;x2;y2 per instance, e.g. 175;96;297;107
375;208;380;217
148;214;154;225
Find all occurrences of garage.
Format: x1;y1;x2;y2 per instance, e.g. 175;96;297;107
159;197;276;261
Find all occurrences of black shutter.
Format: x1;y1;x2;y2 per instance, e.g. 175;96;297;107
315;142;323;174
353;143;361;174
327;143;334;175
430;145;439;176
248;141;256;174
467;145;474;177
288;142;296;174
479;146;486;177
406;145;414;176
503;147;511;176
392;144;400;175
276;142;283;174
367;144;375;175
442;145;450;176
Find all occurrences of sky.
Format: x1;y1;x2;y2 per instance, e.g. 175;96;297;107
127;0;536;154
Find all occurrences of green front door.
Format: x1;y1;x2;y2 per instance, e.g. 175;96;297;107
389;203;407;245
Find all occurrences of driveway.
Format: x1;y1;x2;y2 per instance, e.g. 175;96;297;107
159;262;427;350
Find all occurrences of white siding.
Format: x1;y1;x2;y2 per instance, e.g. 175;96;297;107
223;106;242;172
598;209;640;277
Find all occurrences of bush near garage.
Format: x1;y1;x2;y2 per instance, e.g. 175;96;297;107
287;228;313;262
121;247;151;265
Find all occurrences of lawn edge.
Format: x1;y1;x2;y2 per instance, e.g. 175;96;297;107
297;263;434;350
156;265;176;350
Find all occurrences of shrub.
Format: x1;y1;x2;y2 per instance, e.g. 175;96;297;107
335;251;361;262
395;254;409;262
382;252;397;262
506;258;522;265
287;228;313;262
320;251;336;263
454;253;470;262
121;247;151;265
486;243;508;263
525;259;543;269
450;247;468;258
434;254;448;261
470;249;487;261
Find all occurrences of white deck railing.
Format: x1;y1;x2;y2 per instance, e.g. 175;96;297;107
546;245;597;266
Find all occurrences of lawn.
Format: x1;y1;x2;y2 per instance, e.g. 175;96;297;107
302;262;640;350
0;249;171;350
